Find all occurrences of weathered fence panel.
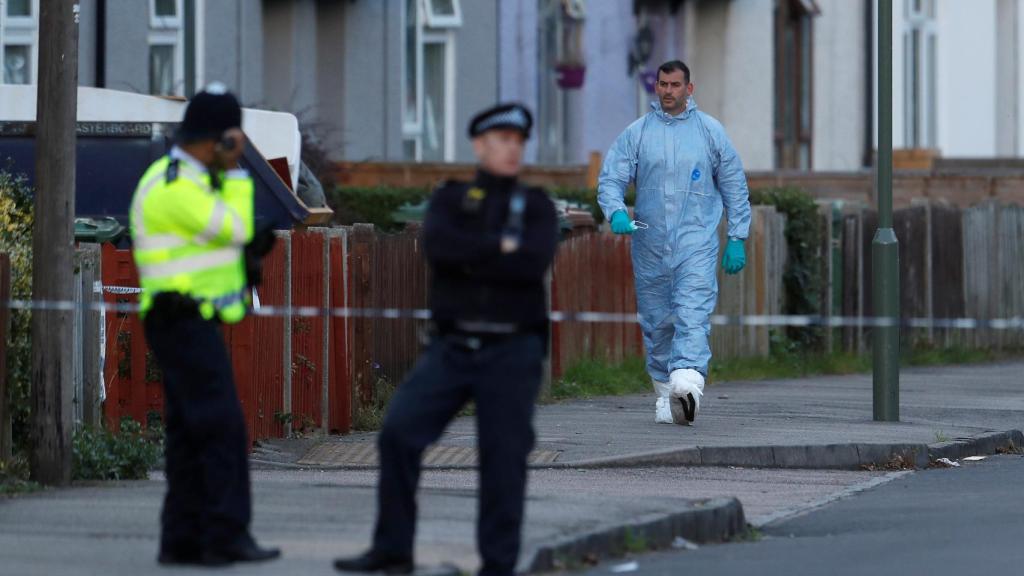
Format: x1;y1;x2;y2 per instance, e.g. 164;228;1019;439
711;206;787;359
72;244;103;430
963;202;1024;349
831;200;1023;353
328;229;352;433
549;233;643;378
926;203;967;348
345;224;429;426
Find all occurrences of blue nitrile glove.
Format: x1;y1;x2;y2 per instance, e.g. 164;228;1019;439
722;238;746;274
610;210;635;235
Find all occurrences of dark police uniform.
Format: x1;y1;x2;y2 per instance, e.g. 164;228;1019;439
335;104;558;576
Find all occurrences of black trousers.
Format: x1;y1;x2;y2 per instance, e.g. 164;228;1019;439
144;314;252;553
372;333;544;576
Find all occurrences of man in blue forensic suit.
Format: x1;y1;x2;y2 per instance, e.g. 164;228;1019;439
598;60;752;426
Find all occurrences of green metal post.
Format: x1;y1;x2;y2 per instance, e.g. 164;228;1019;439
873;0;900;421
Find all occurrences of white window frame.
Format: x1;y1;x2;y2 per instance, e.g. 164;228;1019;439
148;31;184;96
402;0;424;158
903;0;937;148
147;0;186;96
421;31;456;162
193;0;205;92
1;0;40;86
5;0;36;23
403;0;457;162
537;0;568;165
423;0;462;29
150;0;183;30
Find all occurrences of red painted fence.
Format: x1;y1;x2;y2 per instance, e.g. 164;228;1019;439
101;230;354;440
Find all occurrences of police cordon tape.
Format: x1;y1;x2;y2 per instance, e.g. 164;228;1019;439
3;296;1024;330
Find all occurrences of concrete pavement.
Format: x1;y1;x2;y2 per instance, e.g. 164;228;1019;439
258;361;1024;470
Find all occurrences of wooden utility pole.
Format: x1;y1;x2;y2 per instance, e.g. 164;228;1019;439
30;0;79;485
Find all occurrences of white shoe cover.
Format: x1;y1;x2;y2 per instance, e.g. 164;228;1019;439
653;379;673;424
654;397;674;424
652;379;673;399
670;369;705;423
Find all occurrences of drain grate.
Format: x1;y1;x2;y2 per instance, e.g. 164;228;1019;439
297;441;560;467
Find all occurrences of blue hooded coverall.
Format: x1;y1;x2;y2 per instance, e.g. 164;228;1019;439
598;99;751;380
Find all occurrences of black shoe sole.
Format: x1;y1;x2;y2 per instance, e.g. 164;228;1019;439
235;550;281;563
676;393;695;423
159;554;229;568
157;556;203;567
199;549;280;566
333;559;414;574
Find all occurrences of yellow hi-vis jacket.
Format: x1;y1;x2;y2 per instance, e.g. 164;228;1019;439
130;155;255;324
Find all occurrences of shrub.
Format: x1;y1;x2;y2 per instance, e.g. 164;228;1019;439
0;454;38;496
325;186;628;230
0;169;34;451
749;187;824;350
72;417;164;481
326;187;431;231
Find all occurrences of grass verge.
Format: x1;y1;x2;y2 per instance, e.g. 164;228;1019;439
549;356;649;401
549;345;1020;401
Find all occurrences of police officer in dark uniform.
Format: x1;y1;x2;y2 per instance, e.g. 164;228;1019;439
334;103;558;576
131;85;279;567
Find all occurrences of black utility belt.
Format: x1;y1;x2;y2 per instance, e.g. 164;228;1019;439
453;320;521;334
434;321;533;351
442;331;523;351
148;292;223;325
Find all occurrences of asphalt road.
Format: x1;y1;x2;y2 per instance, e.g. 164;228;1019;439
582;454;1024;576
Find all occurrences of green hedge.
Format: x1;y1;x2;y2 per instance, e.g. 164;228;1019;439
326;185;634;230
323;183;634;228
327;186;431;231
0;170;33;451
749;187;824;350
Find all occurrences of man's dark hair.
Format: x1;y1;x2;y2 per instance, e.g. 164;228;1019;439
658;60;691;84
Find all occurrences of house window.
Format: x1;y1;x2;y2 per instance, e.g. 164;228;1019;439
537;0;567;165
7;0;31;17
421;38;452;161
537;0;586;165
3;44;29;84
1;0;38;85
904;0;937;148
149;43;176;95
403;0;459;162
423;0;462;28
404;0;421;132
151;0;182;29
148;0;184;96
774;0;818;170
